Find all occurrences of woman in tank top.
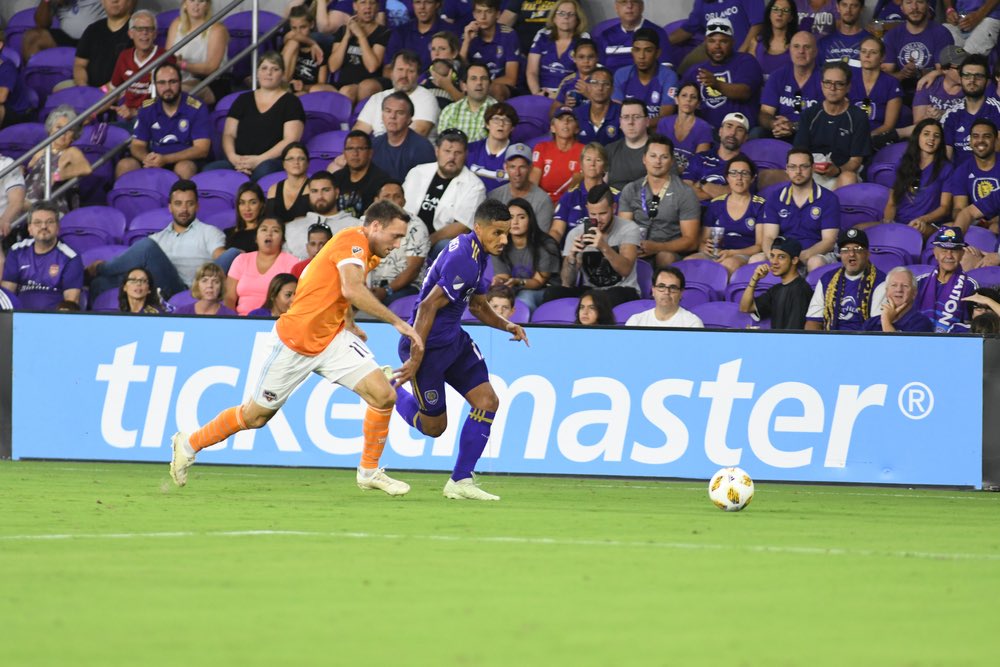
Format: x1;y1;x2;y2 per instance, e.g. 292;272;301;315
265;142;311;223
166;0;229;104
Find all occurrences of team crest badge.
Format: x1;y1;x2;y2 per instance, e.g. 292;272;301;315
424;390;439;405
607;126;616;137
48;264;59;278
745;217;755;229
263;390;277;402
179;119;189;131
810;206;821;220
976;179;997;199
452;276;465;291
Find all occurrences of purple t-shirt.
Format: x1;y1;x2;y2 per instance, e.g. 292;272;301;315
575;101;622;146
895;162;954;224
760;64;823;121
808;268;887;330
530;29;586;90
942;98;1000;159
850;71;903;128
873;0;905;21
1;240;84;311
466;139;509;192
704;193;765;250
413;232;489;347
883;22;955;71
967;185;1000;224
863;307;934;332
468;25;521;82
819;29;872;68
754;40;792;80
594;19;669;71
762;181;841;247
682;0;765;49
657;115;714;177
612;64;679;119
171;303;238;316
681;52;764;129
946;156;1000;204
912;76;965;115
384;18;457;68
796;0;839;38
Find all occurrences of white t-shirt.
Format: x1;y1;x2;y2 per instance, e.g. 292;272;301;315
626;307;704;329
56;0;107;40
357;87;441;137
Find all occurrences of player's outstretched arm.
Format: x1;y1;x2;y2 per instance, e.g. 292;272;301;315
469;294;530;346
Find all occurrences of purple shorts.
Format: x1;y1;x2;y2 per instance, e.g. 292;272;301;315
399;329;490;417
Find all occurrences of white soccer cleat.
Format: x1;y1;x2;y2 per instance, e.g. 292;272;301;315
169;432;196;487
443;477;500;501
357;468;411;496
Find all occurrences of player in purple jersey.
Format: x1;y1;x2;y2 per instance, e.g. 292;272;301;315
395;199;528;501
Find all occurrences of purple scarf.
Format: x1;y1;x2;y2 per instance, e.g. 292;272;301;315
916;268;971;333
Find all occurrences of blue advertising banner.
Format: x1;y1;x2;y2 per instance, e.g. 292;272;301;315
11;312;984;487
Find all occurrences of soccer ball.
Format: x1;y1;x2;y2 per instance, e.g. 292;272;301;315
708;467;754;512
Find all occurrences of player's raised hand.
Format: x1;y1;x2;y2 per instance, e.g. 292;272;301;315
506;322;529;346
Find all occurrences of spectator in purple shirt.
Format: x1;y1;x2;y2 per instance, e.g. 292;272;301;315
852;35;903;145
863;266;934;332
758;30;823;140
681;18;764;129
796;0;839;38
946;118;1000;232
818;0;870;68
526;0;589;98
576;67;622;146
593;0;668;72
657;83;714;177
1;201;83;311
940;53;1000;160
611;28;678;122
753;0;798;79
460;0;521;101
671;0;765;73
554;37;599;107
883;0;955;94
384;0;457;70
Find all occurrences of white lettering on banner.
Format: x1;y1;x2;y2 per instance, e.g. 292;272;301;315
95;342;150;448
748;382;822;468
699;360;754;466
490;374;557;460
826;385;889;466
631;379;694;465
306;383;364;455
175;366;240;450
556;377;629;463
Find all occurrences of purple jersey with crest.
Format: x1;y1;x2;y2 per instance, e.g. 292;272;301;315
819;29;871;68
466;139;509;192
760;64;823;121
683;0;764;48
705;193;765;250
941;98;1000;159
681;52;763;129
468;25;522;82
411;232;490;347
883;22;954;71
850;72;902;129
612;64;679;119
946;157;1000;204
1;240;84;311
530;29;586;90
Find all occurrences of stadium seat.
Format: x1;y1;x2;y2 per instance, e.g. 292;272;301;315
530;297;579;323
255;171;286;195
4;7;48;56
80;244;129;267
1;47;22;70
725;261;780;302
389;294;418;320
613;299;653;324
680;289;710;309
461;299;530;324
108;168;179;223
192;169;250;218
306;130;349;169
223;11;283;80
90;288;121;312
689;301;753;329
210;92;243;159
964;225;998;253
868;142;907;188
1;287;23;310
124;207;172;245
635;259;653;298
674;258;728;300
0;122;47;160
167;290;197;310
509;95;555;143
40;86;104;121
905;264;935;280
741;138;794;171
74;123;132;205
59;206;128;253
968;266;1000;287
806;263;838;288
837;183;890;230
23;47;76;104
203;210;235;233
866;222;923;264
869;251;904;274
156;9;180;48
300;92;353;142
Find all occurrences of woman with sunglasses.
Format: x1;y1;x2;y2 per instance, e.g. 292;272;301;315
851;35;902;144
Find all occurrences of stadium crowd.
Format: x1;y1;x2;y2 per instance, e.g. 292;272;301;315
4;0;1000;334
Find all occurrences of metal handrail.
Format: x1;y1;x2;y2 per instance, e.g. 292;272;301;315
191;9;287;96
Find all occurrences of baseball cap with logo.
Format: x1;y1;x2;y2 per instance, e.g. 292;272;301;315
706;17;734;38
939;45;968;69
838;227;869;250
931;225;967;248
722;112;750;132
553;106;576;119
504;143;533;163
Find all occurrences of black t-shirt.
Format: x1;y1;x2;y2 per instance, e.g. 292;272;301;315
507;0;559;55
332;164;389;219
76;18;131;86
224;226;258;253
754;276;813;330
794;104;872;167
418;172;454;235
228;91;306;157
292;42;331;86
331;24;391;86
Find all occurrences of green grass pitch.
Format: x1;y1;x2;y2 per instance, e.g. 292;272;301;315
1;461;998;666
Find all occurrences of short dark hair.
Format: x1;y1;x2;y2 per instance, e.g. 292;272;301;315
464;60;492;81
644;133;674;156
288;4;313;21
153;61;182;82
822;61;852;84
382;90;415;117
586;183;615;207
307;222;333;239
474;198;512;226
364;199;410;226
473;0;502;10
726;153;758;178
345;129;372;148
308;170;337;188
787;146;814;164
436;127;469;148
621;97;647;115
972;118;998;136
960;53;991;75
170;179;198;199
573;37;597;54
655;266;685;290
281;141;309;161
485;284;515;304
391;49;422;69
28;200;61;224
484;101;519;126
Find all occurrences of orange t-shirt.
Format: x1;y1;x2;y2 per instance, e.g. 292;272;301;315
275;226;380;356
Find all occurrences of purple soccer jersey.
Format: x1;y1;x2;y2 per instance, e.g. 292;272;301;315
894;162;954;224
1;240;84;311
681;52;763;129
760;64;823;121
762;181;841;248
612;64;679;118
942;98;1000;158
796;0;839;38
468;25;521;82
704;193;765;250
883;22;955;71
594;19;668;71
410;232;490;347
946;157;1000;205
530;29;585;90
807;268;887;330
819;29;871;68
850;72;903;129
683;0;764;48
466;139;509;192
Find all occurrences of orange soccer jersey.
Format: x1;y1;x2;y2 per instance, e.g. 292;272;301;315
275;226;380;356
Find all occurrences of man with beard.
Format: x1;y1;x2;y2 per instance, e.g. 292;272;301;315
883;0;955;95
759;31;824;140
941;54;1000;160
285;171;362;260
819;0;871;68
1;201;83;310
680;18;763;130
610;29;677;122
804;228;887;331
915;226;979;333
117;62;211;179
739;235;813;330
402;128;487;258
330;130;389;219
863;266;933;332
944;118;1000;237
684;112;750;200
87;180;225;298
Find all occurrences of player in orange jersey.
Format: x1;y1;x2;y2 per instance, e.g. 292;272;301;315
169;200;424;495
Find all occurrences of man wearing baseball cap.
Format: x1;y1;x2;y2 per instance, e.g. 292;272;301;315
487;143;555;232
531;106;585;204
739;235;813;330
680;17;764;129
684;112;750;200
805;227;887;331
915;226;980;333
611;28;678;122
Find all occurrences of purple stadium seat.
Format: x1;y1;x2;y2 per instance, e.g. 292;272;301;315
80;244;129;267
806;263;838;288
156;9;180;48
461;299;530;324
968;266;1000;287
509;95;555;142
223;11;283;79
4;8;49;56
1;47;21;70
964;225;998;253
255;171;286;195
74;123;132;205
23;47;76;104
740;138;794;171
635;259;653;298
663;18;699;64
613;299;653;324
870;251;904;274
0;122;47;160
675;258;728;300
91;288;121;312
837;183;890;230
108;168;179;222
167;290;197;310
125;207;172;245
1;287;23;310
866;222;923;263
689;301;754;329
725;261;780;301
523;134;549;150
389;294;419;320
681;289;710;309
306;130;348;166
203;210;235;233
40;86;104;121
192;170;250;218
300;92;353;141
530;297;579;323
868;142;907;188
210;92;243;159
905;264;935;280
59;206;128;253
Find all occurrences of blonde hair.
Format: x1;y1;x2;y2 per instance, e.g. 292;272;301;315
545;0;588;37
180;0;213;35
190;262;226;301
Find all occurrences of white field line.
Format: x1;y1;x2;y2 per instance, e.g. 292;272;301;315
0;529;997;562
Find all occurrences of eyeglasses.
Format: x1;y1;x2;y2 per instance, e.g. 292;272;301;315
770;6;793;13
654;284;683;293
822;79;848;89
132;26;156;33
727;169;752;178
126;277;149;285
962;72;989;80
786;163;812;171
840;246;866;255
555;10;576;17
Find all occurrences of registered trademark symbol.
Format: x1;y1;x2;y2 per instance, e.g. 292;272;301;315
898;382;934;420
